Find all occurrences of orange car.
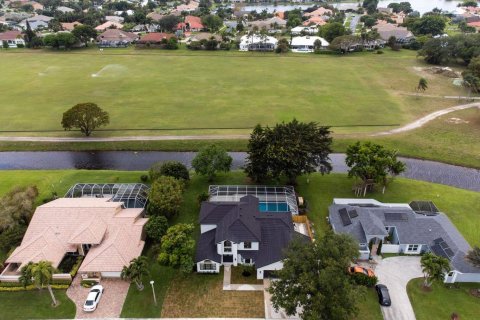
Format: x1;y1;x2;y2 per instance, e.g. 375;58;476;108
348;265;375;277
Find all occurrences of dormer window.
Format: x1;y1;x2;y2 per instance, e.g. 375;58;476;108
244;241;252;249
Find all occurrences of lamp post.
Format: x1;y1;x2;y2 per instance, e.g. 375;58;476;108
150;280;157;306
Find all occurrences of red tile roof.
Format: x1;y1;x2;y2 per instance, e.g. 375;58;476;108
177;15;204;30
0;30;22;41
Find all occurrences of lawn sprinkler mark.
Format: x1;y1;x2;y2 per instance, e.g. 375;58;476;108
91;64;127;78
38;66;59;76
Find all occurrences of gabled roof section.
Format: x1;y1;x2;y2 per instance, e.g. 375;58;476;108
68;217;107;245
195;229;221;263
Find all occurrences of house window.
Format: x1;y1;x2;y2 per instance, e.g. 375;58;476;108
200;262;216;271
224;240;232;253
407;244;419;252
244;258;252;264
244;242;252;249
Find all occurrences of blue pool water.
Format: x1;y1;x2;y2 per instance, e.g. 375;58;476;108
259;202;289;212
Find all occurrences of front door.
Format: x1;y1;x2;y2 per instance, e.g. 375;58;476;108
223;255;233;263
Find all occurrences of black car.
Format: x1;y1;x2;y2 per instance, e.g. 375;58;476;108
375;284;391;306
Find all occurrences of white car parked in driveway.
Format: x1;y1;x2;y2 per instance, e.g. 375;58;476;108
83;285;104;312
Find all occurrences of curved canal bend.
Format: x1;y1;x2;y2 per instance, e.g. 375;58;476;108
0;152;478;192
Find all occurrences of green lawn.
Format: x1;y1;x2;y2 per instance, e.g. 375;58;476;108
355;288;383;320
0;290;75;319
407;278;480;320
0;48;467;136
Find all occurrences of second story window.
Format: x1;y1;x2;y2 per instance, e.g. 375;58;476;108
244;241;252;249
224;240;232;252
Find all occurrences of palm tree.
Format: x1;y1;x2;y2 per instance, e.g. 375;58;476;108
416;78;428;96
29;261;57;306
121;256;150;291
19;261;34;288
420;252;450;288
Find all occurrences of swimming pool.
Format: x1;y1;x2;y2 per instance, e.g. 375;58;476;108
259;202;290;212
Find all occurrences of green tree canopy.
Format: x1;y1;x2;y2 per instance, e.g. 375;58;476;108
245;119;332;184
420;252;451;287
72;25;97;47
61;102;109;136
149;161;190;181
159;15;180;32
147;176;184;218
145;215;169;241
44;32;77;50
29;261;58;306
319;22;348;42
269;231;363;320
0;185;38;232
158;223;195;273
407;14;447;36
417;77;428;93
363;0;379;14
201;14;223;32
192;144;232;181
121;256;150;291
388;2;413;13
345;141;406;192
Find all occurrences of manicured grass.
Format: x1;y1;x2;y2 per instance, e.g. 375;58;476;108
0;108;477;169
0;49;467;136
231;266;264;285
120;251;177;318
355;288;383;320
161;270;265;318
407;278;480;320
0;290;75;319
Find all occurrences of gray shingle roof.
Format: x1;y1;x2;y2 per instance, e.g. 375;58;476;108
329;203;480;274
195;229;221;263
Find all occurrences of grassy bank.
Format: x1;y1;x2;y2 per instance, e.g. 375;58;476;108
407;278;480;320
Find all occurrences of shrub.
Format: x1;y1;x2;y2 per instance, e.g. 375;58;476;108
197;191;209;204
351;273;378;287
16;43;25;48
376;50;384;54
69;256;83;277
145;215;169;241
242;265;255;277
0;224;27;251
81;279;98;288
149;161;189;181
140;174;148;182
147;176;184;218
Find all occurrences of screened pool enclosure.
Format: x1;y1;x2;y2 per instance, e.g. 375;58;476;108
208;185;298;214
65;183;149;209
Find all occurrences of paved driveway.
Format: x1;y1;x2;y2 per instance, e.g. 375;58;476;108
375;256;423;320
67;276;130;319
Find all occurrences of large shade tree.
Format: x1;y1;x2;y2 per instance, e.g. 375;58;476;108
147;176;184;218
0;185;38;232
61;102;109;137
245;119;332;184
345;141;405;194
420;252;451;287
269;231;363;320
121;256;150;291
158;223;195;273
192;144;232;181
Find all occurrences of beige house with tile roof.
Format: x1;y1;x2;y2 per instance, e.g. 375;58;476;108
2;197;147;280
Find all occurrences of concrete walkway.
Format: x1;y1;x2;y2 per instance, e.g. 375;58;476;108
373;102;480;136
375;256;423;320
222;265;264;291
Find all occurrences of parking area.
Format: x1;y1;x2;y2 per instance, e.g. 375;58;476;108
374;256;423;320
66;276;130;318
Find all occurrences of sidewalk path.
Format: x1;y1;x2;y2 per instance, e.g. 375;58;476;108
373;102;480;136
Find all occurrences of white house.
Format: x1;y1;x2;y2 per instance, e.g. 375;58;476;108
196;192;310;279
329;199;480;283
291;26;318;35
290;36;329;53
0;31;25;48
239;34;278;51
